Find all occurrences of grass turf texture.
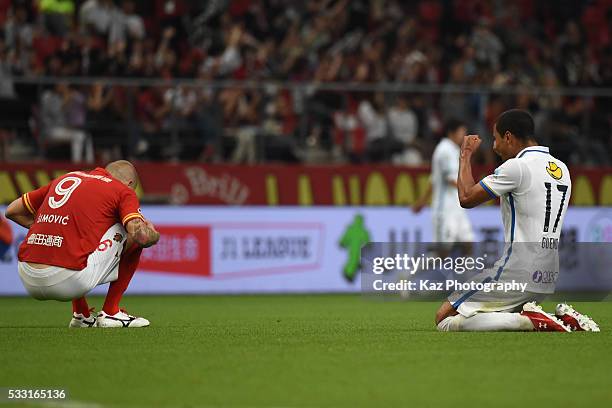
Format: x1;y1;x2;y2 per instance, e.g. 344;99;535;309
1;295;611;408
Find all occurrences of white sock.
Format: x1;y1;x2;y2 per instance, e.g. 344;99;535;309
437;313;534;332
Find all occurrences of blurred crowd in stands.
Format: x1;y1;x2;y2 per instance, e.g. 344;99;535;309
0;0;611;165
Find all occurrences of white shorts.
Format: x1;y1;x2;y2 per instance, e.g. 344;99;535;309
18;224;127;301
432;211;475;244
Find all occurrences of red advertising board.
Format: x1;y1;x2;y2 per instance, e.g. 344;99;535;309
0;162;610;206
139;225;211;276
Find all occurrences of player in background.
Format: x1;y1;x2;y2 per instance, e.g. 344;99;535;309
435;109;599;332
5;160;160;328
413;119;475;254
405;120;474;296
0;214;13;259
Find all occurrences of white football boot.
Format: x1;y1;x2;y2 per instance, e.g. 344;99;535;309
520;302;571;332
69;312;97;328
555;303;600;332
96;310;150;328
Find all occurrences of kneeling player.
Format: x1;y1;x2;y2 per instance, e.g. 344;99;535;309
5;160;160;328
435;109;599;332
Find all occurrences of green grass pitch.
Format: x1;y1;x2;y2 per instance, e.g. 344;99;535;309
1;295;611;408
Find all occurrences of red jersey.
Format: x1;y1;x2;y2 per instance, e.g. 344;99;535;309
18;168;144;270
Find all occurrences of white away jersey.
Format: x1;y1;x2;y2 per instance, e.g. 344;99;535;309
431;138;464;216
480;146;571;243
479;146;571;293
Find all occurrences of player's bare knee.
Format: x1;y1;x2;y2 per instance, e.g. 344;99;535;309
434;308;446;325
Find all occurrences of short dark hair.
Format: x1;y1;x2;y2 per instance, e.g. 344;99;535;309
495;109;536;141
445;118;467;136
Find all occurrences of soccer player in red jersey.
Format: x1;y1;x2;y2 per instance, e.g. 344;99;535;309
4;160;160;328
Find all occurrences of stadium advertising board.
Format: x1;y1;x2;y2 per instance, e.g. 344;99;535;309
0;163;610;206
1;206;610;295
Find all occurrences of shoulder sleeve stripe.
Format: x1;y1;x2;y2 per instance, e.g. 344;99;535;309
22;193;35;215
122;213;144;226
479;180;499;199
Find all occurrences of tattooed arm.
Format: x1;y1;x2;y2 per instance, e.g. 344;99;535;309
126;218;160;248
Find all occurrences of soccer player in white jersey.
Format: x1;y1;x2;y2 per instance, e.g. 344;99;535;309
414;119;474;253
435;109;599;332
408;120;473;298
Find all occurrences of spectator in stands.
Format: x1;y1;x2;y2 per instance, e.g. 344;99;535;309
0;36;15;98
388;95;422;165
259;89;299;163
56;31;83;76
64;84;87;129
109;0;145;48
134;85;173;158
358;93;386;140
154;27;178;78
79;0;118;38
163;84;218;160
4;4;34;53
222;88;260;164
87;82;118;160
0;37;14;160
470;19;504;70
359;93;395;162
555;20;586;86
439;62;473;122
200;24;247;78
388;95;418;143
40;82;94;163
0;0;609;163
39;0;74;36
